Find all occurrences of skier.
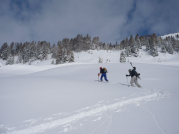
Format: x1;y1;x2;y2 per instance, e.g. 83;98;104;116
126;67;141;88
99;67;108;82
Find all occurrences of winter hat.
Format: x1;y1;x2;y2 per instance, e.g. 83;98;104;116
128;69;131;72
100;67;102;69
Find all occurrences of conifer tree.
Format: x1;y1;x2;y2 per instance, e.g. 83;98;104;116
56;47;63;64
51;43;57;59
125;46;132;57
22;43;31;63
120;51;126;63
0;43;10;60
129;35;137;54
16;51;23;64
145;37;150;51
135;34;141;49
30;41;36;61
6;54;14;65
165;37;173;54
149;36;158;56
41;41;48;60
63;48;68;63
173;40;179;52
10;42;15;56
69;51;75;62
139;36;145;47
125;38;129;47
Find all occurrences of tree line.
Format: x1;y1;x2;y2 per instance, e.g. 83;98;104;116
120;33;179;57
0;33;179;65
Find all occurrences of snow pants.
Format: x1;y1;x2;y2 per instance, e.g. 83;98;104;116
101;73;108;81
130;76;141;88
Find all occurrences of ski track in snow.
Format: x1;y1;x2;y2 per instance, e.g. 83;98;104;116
89;116;110;134
105;112;114;134
142;105;167;134
6;91;168;134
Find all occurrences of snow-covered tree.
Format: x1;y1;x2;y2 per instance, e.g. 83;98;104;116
83;34;91;51
165;37;173;54
63;48;68;63
120;40;126;50
51;43;57;59
0;43;10;60
73;34;84;52
161;45;167;53
30;41;37;61
16;51;23;64
129;35;138;54
36;41;42;60
98;57;103;63
135;34;142;49
41;41;49;60
120;51;126;63
145;37;150;51
172;38;179;52
68;51;75;62
56;47;63;64
22;43;31;63
92;37;100;50
139;36;145;47
125;46;132;57
149;36;158;57
6;54;14;65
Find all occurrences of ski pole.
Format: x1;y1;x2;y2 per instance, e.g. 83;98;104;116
126;76;129;87
130;62;133;68
98;73;100;82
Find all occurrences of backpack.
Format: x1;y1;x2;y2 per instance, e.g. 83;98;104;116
103;68;108;73
133;70;140;79
132;70;137;76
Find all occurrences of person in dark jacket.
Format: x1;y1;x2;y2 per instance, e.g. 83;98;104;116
126;67;141;88
99;67;108;82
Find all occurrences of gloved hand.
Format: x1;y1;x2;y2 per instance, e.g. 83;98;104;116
126;75;128;76
138;73;140;75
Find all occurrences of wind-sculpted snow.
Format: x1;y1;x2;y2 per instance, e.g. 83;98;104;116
6;91;168;134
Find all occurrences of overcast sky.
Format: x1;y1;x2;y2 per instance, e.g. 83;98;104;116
0;0;179;46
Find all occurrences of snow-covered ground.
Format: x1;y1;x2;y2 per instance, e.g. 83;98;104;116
161;33;179;39
0;49;179;134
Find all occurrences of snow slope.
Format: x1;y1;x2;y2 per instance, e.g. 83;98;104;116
161;33;179;39
0;50;179;134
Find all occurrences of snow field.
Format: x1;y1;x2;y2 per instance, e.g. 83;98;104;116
0;50;179;134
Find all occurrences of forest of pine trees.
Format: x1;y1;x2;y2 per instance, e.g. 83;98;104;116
0;33;179;65
119;33;179;59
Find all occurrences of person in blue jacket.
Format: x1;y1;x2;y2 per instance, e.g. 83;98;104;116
99;67;108;82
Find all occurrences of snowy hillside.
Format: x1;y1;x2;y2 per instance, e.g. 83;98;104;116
1;46;179;67
74;48;179;66
161;33;179;39
0;49;179;134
